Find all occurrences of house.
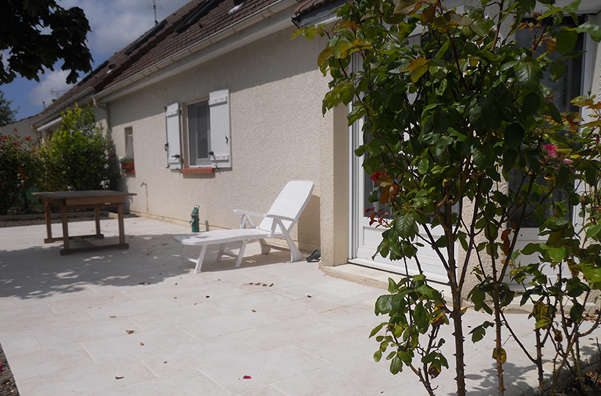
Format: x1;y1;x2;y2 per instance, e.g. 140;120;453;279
30;0;601;287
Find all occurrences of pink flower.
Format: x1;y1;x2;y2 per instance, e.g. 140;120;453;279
543;144;558;158
562;158;573;164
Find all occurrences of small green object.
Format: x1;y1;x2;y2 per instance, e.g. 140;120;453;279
190;205;199;232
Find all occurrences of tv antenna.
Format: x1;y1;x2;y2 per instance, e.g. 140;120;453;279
148;0;162;25
50;89;66;99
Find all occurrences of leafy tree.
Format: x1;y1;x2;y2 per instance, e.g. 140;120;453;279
38;104;120;192
0;0;93;85
0;91;18;126
296;0;601;395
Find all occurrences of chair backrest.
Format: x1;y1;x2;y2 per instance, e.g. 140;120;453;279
258;181;314;235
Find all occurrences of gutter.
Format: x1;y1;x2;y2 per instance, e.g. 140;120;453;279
93;97;112;141
93;0;297;103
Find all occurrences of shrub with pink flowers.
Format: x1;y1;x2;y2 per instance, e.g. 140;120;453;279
0;133;40;215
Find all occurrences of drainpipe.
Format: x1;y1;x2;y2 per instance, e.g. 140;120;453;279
93;97;112;141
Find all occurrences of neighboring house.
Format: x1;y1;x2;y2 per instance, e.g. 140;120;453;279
0;115;41;141
32;0;601;286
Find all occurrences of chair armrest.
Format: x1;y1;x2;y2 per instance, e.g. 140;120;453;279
265;214;296;222
233;209;265;218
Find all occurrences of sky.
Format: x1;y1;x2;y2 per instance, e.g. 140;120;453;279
2;0;191;121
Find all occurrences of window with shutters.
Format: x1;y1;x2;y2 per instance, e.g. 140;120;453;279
165;89;231;170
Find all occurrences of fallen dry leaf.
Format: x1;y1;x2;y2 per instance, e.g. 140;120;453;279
252;310;256;312
262;284;267;286
307;295;312;298
126;330;134;334
139;281;150;285
243;375;251;379
140;342;144;346
269;283;273;287
163;361;168;364
206;296;210;298
194;303;198;306
175;283;178;285
110;316;116;318
115;376;123;380
174;297;177;299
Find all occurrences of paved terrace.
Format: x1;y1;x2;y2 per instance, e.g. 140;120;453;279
0;217;599;395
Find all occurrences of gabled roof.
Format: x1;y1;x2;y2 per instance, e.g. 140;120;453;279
37;0;285;123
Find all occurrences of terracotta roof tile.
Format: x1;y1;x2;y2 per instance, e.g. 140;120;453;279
41;0;280;118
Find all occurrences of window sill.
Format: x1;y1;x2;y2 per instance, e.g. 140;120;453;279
179;167;215;175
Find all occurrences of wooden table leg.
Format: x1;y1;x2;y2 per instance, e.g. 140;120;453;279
94;206;101;238
118;203;126;245
44;200;53;243
60;204;70;254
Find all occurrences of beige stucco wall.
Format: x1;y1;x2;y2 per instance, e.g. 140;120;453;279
0;117;40;140
108;27;333;254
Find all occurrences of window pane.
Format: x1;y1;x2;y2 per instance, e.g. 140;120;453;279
188;101;210;165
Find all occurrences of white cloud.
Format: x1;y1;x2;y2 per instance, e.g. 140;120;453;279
60;0;191;58
28;70;74;108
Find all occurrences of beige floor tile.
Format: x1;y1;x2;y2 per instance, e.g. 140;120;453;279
15;355;156;396
294;325;377;364
84;296;179;321
0;330;45;358
230;316;338;350
36;316;144;349
46;290;134;314
89;368;231;396
272;356;405;396
176;309;278;340
7;343;95;380
237;385;289;396
127;303;223;331
199;345;328;394
82;325;198;363
135;335;259;376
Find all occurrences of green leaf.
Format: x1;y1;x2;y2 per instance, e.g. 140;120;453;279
317;46;334;66
522;92;541;116
556;30;578;53
550;61;566;82
576;22;601;42
580;266;601;283
504;123;524;148
390;354;402;374
570;301;584;323
587;225;601;240
395;213;417;238
374;349;383;362
418;158;430;174
515;60;542;87
414;303;430;334
376;295;393;314
549;246;566;262
370;322;386;337
547;102;563;123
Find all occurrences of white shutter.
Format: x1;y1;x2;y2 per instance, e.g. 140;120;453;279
208;89;231;168
165;103;182;169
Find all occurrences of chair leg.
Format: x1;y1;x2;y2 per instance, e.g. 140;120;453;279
179;244;185;266
259;239;270;255
217;244;225;262
282;232;302;262
195;245;207;273
235;240;248;268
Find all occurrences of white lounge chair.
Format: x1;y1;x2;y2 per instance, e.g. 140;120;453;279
174;180;314;272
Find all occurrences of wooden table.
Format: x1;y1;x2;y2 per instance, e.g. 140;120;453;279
32;191;136;255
